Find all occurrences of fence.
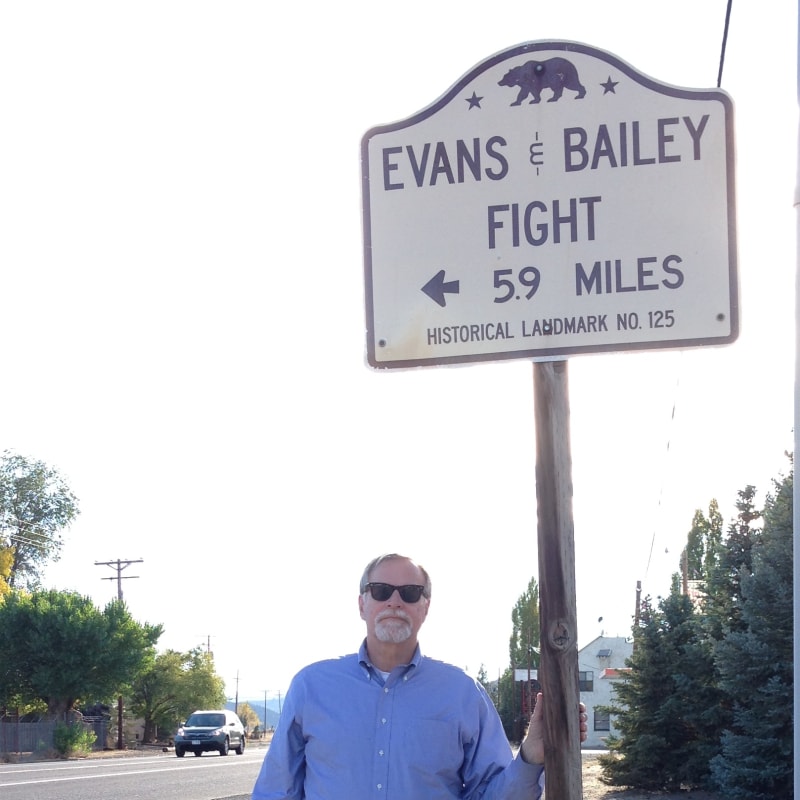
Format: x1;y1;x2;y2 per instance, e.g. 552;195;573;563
0;714;110;754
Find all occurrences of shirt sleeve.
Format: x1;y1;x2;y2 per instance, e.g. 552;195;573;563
251;680;306;800
462;682;545;800
485;755;545;800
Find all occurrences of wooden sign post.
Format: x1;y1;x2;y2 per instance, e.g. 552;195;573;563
533;359;582;799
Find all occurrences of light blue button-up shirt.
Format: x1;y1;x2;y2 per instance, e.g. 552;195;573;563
251;641;544;799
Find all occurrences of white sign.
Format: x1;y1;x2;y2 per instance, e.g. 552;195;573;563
361;41;737;369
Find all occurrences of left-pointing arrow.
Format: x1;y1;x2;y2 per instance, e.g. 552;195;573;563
421;270;460;307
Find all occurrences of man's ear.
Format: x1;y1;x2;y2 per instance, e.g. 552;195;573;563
358;593;366;620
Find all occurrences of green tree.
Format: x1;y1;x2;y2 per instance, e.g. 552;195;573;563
476;663;509;735
494;576;541;741
237;701;260;733
0;451;79;589
129;648;225;743
494;666;518;741
704;485;762;640
682;499;724;581
0;590;162;718
599;583;725;791
509;576;540;673
0;546;12;598
710;470;793;799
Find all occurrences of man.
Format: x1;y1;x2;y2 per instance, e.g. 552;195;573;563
252;553;586;799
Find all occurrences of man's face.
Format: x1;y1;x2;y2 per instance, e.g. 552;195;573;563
359;557;430;644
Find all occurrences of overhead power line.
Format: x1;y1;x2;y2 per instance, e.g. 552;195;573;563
717;0;733;87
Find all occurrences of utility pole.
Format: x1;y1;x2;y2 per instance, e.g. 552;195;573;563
793;8;799;797
94;558;143;600
681;549;689;596
95;558;143;749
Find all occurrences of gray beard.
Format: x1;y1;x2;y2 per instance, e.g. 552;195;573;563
375;617;412;643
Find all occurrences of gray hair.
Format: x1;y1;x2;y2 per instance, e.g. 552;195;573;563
359;553;432;599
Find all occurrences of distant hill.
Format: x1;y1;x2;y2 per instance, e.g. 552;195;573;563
226;699;282;730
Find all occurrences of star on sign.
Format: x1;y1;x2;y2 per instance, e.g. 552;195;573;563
466;92;483;109
601;76;619;95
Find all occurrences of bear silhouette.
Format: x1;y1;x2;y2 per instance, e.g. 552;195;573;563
499;58;586;105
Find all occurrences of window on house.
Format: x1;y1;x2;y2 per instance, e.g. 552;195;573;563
597;648;612;658
579;670;594;692
594;709;611;731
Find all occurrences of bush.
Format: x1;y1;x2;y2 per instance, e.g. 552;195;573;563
53;722;96;757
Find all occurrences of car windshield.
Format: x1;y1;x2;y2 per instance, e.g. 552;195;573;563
186;713;225;727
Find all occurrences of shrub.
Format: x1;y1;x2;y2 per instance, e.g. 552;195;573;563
53;722;96;757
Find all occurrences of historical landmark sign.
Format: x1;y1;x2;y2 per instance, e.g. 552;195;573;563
361;41;737;369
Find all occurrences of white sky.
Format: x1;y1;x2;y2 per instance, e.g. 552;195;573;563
1;2;795;703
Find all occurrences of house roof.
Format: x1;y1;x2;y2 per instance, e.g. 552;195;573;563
599;667;631;679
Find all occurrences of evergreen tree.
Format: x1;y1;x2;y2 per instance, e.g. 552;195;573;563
599;582;725;790
687;485;763;756
493;576;541;742
510;576;541;740
704;485;762;640
681;499;723;583
710;470;793;799
495;666;518;741
508;576;540;672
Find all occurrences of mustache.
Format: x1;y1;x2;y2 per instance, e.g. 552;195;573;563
376;609;412;624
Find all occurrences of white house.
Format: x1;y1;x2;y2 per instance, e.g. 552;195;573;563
577;635;632;748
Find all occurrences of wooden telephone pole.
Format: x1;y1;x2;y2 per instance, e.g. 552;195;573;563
95;558;143;749
95;558;143;600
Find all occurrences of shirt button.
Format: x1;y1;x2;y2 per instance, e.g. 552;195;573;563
384;687;389;693
377;784;383;790
381;718;387;724
379;749;384;756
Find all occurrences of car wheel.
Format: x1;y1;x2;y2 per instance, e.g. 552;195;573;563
219;737;230;756
193;749;202;756
235;735;245;755
175;747;185;758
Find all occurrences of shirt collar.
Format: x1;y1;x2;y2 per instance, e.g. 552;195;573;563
358;639;422;679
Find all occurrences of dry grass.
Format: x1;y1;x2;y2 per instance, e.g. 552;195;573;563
579;755;721;799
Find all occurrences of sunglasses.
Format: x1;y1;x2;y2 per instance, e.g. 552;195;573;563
363;582;427;603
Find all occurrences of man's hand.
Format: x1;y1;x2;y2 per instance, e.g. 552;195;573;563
520;693;588;765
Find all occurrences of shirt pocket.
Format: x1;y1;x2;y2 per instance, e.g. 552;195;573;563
402;718;464;780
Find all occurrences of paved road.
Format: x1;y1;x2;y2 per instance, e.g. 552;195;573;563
0;743;267;800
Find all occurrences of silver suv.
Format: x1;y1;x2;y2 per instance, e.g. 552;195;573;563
174;709;246;757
